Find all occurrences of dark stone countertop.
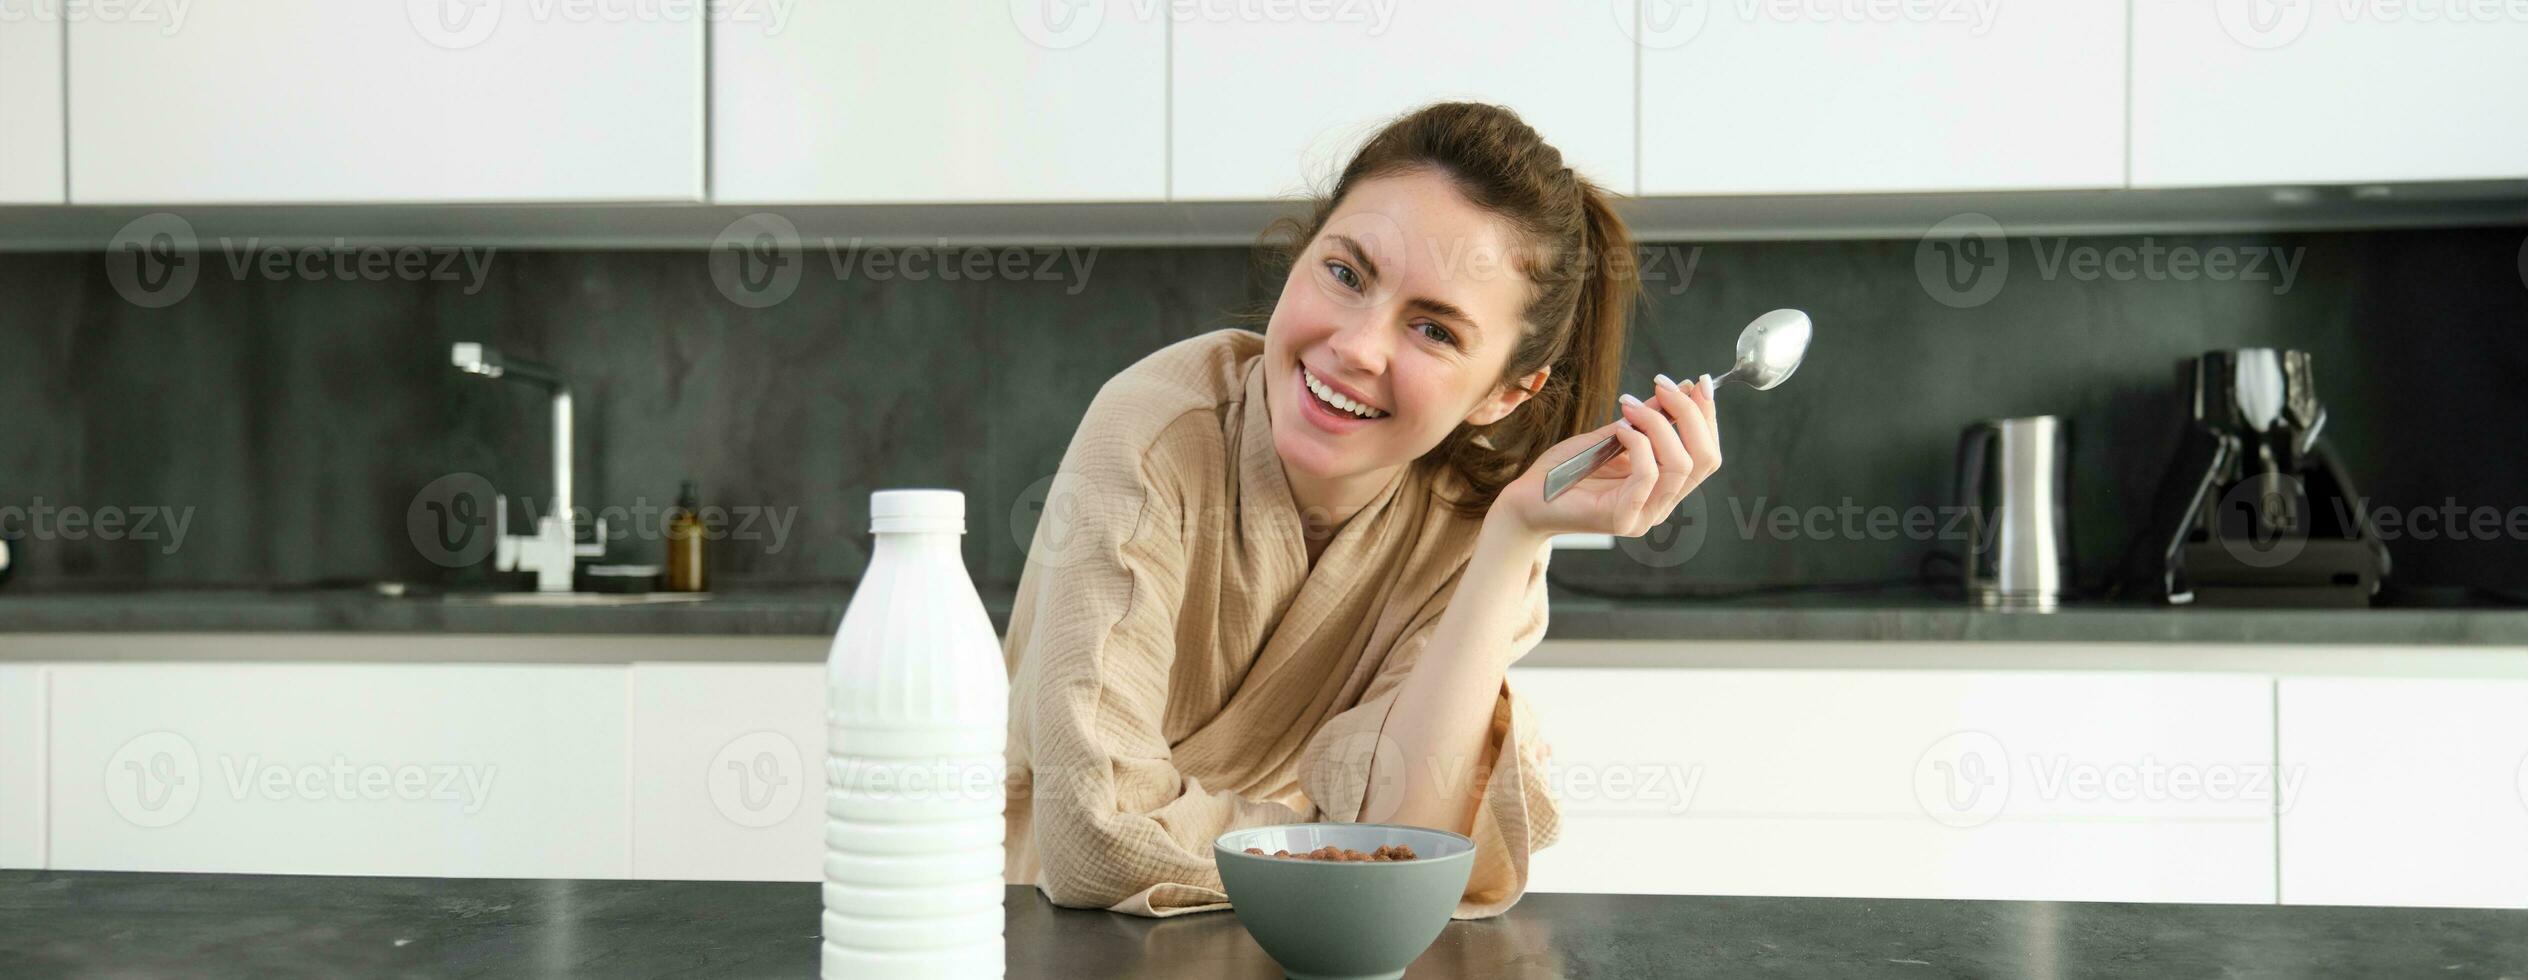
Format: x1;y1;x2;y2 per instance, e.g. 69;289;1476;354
4;874;2525;979
3;583;2528;648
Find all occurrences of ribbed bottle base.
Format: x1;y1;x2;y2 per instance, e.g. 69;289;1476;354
821;876;1004;919
820;931;1002;979
820;937;1002;979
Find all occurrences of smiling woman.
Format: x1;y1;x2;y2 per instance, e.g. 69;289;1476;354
1001;103;1726;920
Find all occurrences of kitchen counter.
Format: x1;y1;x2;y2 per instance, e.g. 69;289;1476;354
4;874;2524;979
4;585;2528;647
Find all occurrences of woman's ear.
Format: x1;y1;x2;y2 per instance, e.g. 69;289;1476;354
1466;366;1550;426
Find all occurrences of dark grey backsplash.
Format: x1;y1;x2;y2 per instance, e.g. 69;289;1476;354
3;225;2524;596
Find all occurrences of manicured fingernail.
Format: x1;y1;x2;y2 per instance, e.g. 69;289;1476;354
1654;373;1678;390
1620;393;1643;407
1699;373;1715;392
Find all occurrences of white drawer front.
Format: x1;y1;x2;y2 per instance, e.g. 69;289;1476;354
1516;668;2277;903
48;662;629;878
629;663;827;881
2279;677;2528;908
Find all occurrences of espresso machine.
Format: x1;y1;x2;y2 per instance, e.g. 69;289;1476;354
2132;349;2388;606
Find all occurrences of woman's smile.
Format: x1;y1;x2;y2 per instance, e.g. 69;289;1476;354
1297;363;1390;432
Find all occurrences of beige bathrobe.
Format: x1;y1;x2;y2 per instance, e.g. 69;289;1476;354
1002;328;1559;920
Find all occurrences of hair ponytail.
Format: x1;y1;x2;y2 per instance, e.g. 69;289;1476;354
1537;185;1636;482
1256;102;1641;516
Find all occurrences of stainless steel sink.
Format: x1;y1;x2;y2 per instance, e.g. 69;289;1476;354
446;592;712;607
364;583;713;606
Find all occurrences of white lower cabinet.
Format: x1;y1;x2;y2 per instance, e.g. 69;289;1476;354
25;646;2528;910
46;662;630;878
30;657;836;881
2278;677;2528;909
0;665;44;868
1513;668;2278;903
627;663;826;881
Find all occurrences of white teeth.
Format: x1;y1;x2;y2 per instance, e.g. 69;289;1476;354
1303;367;1384;419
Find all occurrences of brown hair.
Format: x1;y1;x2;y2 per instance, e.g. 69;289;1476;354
1254;102;1638;517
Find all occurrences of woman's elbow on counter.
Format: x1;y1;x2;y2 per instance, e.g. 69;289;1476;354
1035;850;1136;911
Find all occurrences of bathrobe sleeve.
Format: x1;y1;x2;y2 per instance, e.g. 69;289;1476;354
1294;547;1559;919
1014;416;1308;917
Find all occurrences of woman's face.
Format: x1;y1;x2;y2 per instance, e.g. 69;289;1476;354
1263;169;1544;489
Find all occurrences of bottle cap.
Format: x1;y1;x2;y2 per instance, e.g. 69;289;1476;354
870;489;966;534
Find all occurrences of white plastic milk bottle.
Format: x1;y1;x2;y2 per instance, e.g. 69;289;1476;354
823;489;1008;979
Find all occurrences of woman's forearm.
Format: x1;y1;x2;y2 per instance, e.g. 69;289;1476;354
1363;513;1549;835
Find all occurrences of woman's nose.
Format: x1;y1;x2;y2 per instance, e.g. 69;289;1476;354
1326;318;1390;375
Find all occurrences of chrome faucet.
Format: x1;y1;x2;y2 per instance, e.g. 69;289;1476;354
451;342;604;591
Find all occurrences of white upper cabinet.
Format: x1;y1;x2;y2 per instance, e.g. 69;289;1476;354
713;1;1165;204
1640;3;2125;195
68;0;703;205
0;11;64;203
1171;0;1636;200
2132;0;2528;187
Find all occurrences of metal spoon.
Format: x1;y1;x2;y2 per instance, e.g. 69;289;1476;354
1540;308;1812;502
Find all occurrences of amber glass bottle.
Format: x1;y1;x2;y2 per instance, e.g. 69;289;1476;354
666;481;706;592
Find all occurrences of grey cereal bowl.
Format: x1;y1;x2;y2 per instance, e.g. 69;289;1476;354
1213;822;1477;980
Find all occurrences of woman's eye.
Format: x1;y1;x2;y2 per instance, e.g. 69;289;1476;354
1416;322;1458;347
1324;260;1361;291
